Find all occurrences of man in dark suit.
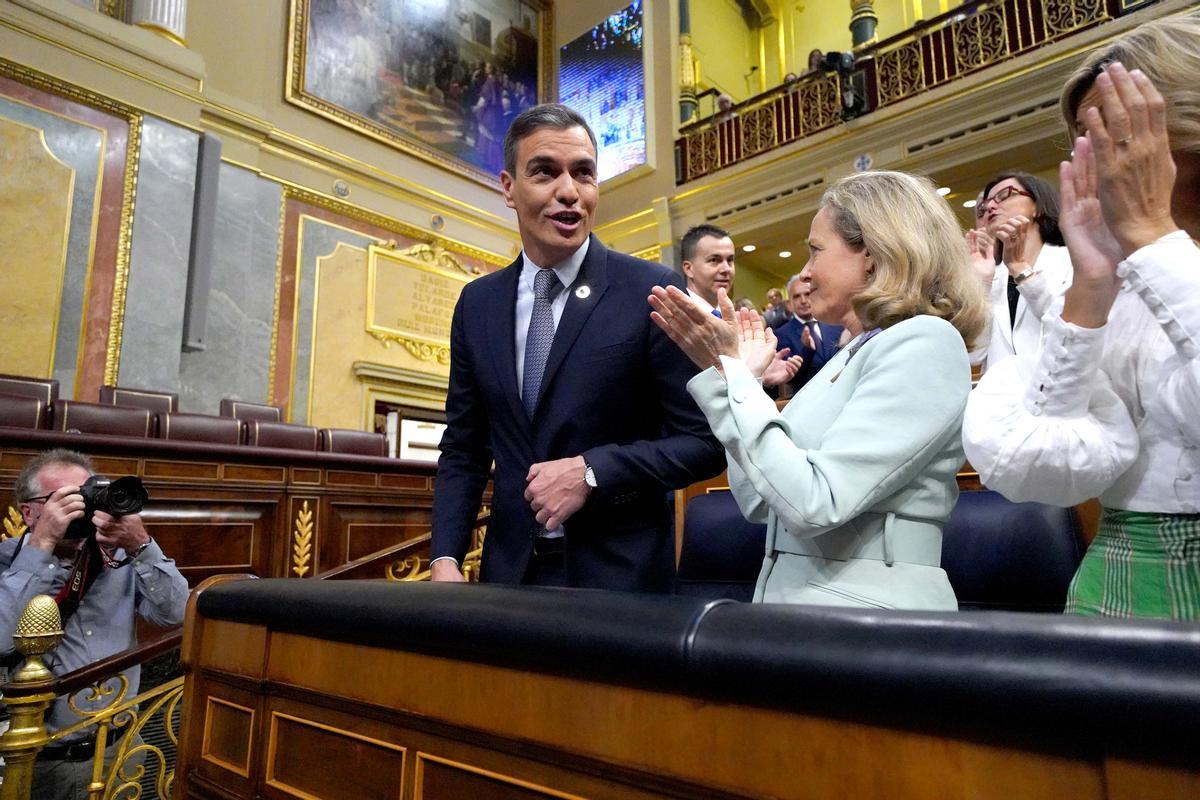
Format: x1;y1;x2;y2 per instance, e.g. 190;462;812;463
773;273;843;391
430;104;725;592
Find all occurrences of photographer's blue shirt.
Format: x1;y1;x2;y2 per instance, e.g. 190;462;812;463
0;534;188;739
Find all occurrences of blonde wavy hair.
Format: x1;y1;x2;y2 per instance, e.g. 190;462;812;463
1061;12;1200;155
820;170;987;348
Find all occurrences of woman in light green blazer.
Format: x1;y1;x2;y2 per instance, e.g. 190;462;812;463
650;171;988;610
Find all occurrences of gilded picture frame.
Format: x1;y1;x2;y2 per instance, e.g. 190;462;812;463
286;0;554;187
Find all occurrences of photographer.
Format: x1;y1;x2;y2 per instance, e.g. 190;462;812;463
1;449;188;800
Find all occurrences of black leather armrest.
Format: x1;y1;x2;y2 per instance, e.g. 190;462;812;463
197;580;729;686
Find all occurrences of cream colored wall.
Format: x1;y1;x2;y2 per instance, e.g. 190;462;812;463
732;261;784;311
688;0;758;102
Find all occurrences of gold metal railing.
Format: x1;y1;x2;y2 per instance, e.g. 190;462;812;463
0;599;183;800
675;0;1159;183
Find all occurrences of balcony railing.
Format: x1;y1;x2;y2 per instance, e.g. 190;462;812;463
675;0;1159;184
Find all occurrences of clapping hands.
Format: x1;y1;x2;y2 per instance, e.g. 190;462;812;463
994;215;1034;275
649;286;790;382
1081;62;1179;256
964;229;996;284
649;285;739;373
1060;61;1179;327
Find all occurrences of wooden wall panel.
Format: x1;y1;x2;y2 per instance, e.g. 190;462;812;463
326;500;434;566
141;498;276;581
202;697;255;778
191;678;265;800
265;712;407;800
0;433;447;584
416;754;585;800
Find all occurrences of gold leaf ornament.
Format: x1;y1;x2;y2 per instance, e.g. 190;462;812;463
3;505;27;540
292;501;314;577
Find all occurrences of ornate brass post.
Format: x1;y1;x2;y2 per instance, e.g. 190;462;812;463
0;596;63;800
850;0;878;48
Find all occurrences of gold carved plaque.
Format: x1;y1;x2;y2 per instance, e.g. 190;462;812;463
366;243;480;365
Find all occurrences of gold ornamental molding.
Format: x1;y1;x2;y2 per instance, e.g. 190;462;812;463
876;41;926;106
3;506;27;540
954;4;1011;72
630;244;663;263
281;185;509;268
267;187;290;402
104;107;143;387
292;499;314;577
367;334;450;366
365;241;480;366
741;105;778;158
0;58;142;389
100;0;127;20
133;21;189;49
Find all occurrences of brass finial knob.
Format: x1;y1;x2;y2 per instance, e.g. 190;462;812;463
10;595;63;683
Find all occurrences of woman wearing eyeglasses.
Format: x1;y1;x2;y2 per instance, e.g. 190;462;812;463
966;172;1073;373
964;14;1200;619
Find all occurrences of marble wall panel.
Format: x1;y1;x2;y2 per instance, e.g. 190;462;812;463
0;97;103;395
178;163;281;414
118;115;199;395
290;218;374;424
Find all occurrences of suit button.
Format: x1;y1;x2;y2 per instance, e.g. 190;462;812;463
732;391;746;404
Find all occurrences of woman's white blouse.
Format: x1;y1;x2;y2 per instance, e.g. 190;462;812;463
963;231;1200;512
972;243;1074;372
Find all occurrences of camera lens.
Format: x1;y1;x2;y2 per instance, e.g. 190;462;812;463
105;476;148;515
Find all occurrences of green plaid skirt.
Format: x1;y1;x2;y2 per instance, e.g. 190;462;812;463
1066;507;1200;620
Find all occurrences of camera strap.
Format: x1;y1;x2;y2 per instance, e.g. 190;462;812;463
53;536;104;624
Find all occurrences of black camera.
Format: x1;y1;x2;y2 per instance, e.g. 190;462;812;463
63;475;149;540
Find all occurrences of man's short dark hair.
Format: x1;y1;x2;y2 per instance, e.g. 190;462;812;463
680;224;731;263
503;103;597;176
15;449;94;502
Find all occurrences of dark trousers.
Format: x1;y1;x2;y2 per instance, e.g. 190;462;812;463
522;537;566;587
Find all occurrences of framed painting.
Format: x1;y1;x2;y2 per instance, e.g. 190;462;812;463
287;0;554;186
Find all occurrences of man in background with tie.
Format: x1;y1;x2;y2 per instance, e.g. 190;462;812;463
680;224;803;389
773;273;843;393
680;224;736;317
430;104;725;591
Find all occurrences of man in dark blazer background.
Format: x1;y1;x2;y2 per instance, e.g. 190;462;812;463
773;273;843;391
430;104;725;592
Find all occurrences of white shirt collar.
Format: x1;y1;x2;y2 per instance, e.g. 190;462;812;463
686;288;717;314
520;238;589;292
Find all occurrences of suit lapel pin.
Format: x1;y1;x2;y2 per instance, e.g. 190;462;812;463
575;285;591;300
